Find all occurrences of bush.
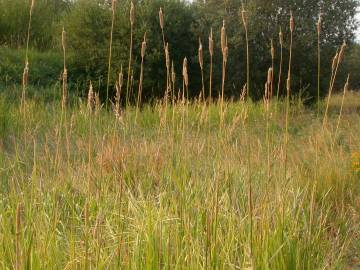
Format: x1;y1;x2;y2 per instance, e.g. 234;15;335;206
0;47;63;87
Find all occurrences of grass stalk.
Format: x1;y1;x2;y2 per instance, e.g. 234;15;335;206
136;33;147;122
106;0;117;107
323;42;346;126
276;28;283;100
333;75;349;144
220;20;228;124
198;38;205;101
241;5;250;98
208;28;214;103
316;13;322;115
126;2;135;107
15;203;22;270
21;0;34;108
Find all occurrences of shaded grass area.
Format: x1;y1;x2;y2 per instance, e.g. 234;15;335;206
0;90;359;269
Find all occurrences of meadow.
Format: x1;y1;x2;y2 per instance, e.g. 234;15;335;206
0;88;359;269
0;0;360;269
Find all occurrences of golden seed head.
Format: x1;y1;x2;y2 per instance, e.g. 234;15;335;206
209;28;214;56
316;14;321;35
271;39;275;59
112;0;117;12
198;38;203;69
119;65;123;88
30;0;35;12
223;46;228;63
338;41;346;63
141;33;147;58
267;67;273;85
182;57;188;87
88;81;95;111
171;61;175;84
61;27;66;51
22;61;29;88
241;4;247;27
344;75;350;93
286;77;291;93
332;51;339;71
221;20;226;54
130;2;135;25
290;11;295;33
159;7;164;29
279;28;283;46
165;43;170;69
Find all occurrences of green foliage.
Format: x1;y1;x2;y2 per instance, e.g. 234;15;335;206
0;0;70;50
0;0;358;101
0;47;63;87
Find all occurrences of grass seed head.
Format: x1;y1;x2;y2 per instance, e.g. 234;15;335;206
87;81;95;112
182;57;188;87
130;2;135;26
119;65;123;88
209;28;214;57
22;61;29;89
286;77;291;93
221;20;226;54
267;67;273;85
198;38;203;69
332;51;339;71
159;7;164;29
271;39;275;59
30;0;35;12
61;27;66;52
338;41;346;63
241;4;247;27
316;13;322;35
279;28;283;46
165;43;170;69
171;61;175;84
290;11;295;33
141;33;147;58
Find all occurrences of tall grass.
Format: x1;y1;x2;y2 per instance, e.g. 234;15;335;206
0;3;359;270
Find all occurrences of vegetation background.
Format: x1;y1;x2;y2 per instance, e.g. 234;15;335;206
0;0;359;101
0;1;360;269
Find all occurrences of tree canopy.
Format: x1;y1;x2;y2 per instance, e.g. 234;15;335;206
0;0;358;100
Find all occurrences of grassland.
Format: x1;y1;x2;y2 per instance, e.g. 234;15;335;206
0;89;359;269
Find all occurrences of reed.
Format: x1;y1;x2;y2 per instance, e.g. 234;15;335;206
333;75;350;143
114;66;123;120
265;68;272;182
126;1;135;107
87;81;94;197
171;61;176;105
316;13;322;115
208;28;214;102
323;41;346;126
159;8;171;105
198;38;205;101
106;0;117;107
284;11;294;236
276;28;284;99
165;43;171;104
136;33;147;122
241;4;250;98
21;0;34;107
182;57;189;101
220;20;228;122
270;39;275;97
61;27;67;110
